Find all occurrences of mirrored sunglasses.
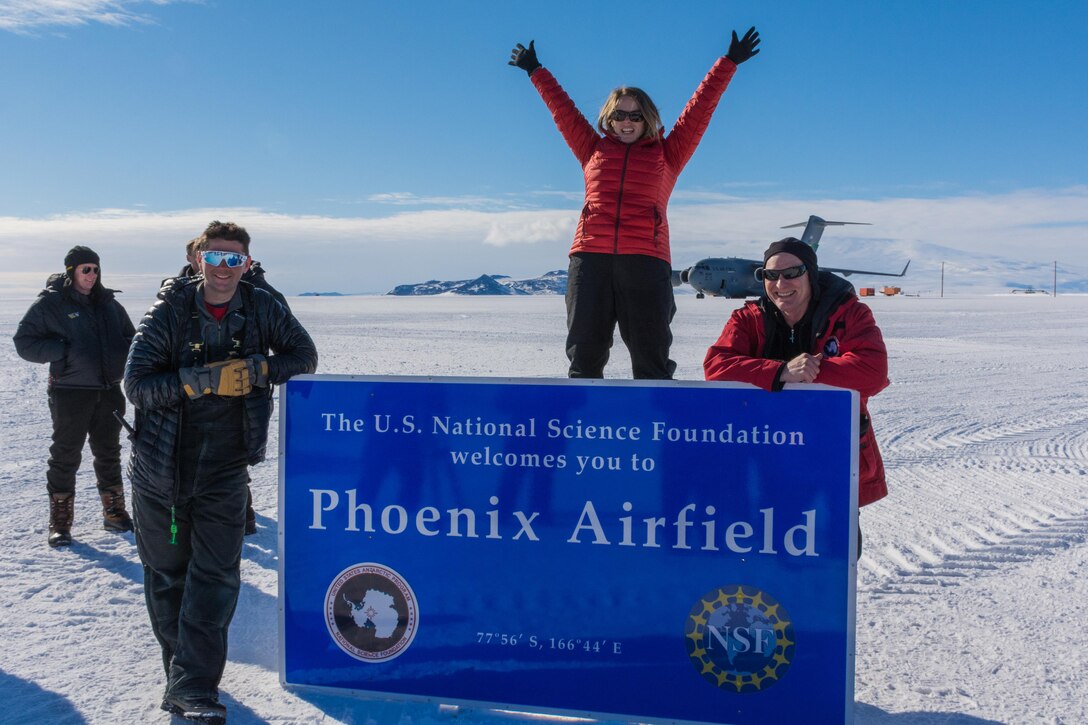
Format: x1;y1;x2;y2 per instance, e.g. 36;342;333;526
79;265;99;275
201;250;249;268
755;264;807;282
611;110;644;122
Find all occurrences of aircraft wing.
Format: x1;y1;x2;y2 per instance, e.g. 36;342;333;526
824;260;910;278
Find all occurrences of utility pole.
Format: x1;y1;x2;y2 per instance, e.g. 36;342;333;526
940;262;945;298
1053;260;1057;297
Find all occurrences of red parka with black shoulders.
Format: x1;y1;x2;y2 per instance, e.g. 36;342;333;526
530;57;737;265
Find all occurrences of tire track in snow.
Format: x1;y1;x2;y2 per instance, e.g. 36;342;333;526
881;416;1088;493
883;410;1088;466
864;509;1088;597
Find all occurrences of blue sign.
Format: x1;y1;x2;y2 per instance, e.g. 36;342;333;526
280;376;859;724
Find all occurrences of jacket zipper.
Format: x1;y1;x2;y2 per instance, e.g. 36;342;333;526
613;144;632;253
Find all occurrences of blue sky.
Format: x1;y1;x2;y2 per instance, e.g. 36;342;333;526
1;0;1086;295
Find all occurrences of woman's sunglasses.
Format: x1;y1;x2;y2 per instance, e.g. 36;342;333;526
610;110;644;122
755;264;807;282
201;250;249;268
79;265;99;275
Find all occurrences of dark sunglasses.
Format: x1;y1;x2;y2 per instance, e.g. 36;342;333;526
755;264;807;282
611;110;644;122
201;250;249;268
79;265;99;275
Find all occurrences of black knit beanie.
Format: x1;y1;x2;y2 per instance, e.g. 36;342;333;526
762;237;818;278
64;246;101;277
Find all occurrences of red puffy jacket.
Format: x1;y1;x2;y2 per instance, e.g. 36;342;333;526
530;57;737;264
704;285;890;506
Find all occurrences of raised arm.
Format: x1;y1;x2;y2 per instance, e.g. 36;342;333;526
509;39;599;164
664;26;760;171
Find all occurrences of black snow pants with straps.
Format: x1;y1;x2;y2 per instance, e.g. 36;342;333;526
132;397;249;699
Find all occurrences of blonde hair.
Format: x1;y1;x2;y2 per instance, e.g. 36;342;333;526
596;87;663;141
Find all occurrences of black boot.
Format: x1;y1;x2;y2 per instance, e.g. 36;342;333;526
244;486;256;536
161;693;227;724
48;493;74;547
100;486;134;532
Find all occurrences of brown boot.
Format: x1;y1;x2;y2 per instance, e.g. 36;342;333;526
48;493;74;547
100;486;134;532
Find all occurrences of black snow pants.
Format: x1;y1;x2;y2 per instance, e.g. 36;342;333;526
133;398;249;699
46;384;126;496
565;252;677;379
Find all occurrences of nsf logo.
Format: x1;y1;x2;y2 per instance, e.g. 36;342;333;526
324;563;419;663
684;584;795;692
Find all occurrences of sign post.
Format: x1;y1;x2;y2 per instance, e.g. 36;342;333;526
280;376;858;724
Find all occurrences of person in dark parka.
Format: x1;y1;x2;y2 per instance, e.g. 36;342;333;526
166;235;292;535
13;246;136;547
125;221;316;724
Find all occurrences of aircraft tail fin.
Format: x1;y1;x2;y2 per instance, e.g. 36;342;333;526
781;215;872;251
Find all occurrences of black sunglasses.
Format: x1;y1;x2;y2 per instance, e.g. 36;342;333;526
79;265;99;275
755;264;807;282
611;110;644;122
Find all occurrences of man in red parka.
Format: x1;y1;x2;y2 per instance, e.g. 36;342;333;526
510;28;760;379
704;238;889;551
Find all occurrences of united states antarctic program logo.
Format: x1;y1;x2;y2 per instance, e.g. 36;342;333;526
325;563;419;662
684;584;795;692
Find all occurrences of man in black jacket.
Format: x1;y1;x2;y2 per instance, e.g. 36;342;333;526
169;235;291;535
13;246;136;547
125;221;317;724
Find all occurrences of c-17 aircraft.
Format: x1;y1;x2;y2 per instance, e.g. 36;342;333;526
673;215;911;298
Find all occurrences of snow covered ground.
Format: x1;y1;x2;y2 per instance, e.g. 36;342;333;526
1;293;1086;724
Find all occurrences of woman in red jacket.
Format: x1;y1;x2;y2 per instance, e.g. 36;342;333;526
509;28;760;379
703;238;890;512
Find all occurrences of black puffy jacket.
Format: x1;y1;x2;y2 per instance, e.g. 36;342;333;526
124;277;317;504
13;273;135;389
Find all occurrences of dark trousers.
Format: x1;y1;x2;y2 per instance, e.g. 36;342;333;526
565;252;677;379
133;402;248;698
46;385;125;496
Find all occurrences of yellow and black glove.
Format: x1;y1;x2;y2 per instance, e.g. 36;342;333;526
180;359;253;399
209;359;253;396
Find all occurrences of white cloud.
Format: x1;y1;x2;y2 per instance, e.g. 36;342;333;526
0;0;186;33
0;187;1084;298
367;192;515;209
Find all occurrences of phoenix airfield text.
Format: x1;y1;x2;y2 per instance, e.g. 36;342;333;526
307;490;820;557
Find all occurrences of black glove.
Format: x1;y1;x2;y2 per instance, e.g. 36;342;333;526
247;354;270;388
726;26;761;65
508;40;541;76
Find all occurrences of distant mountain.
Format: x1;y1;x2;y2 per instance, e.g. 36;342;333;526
388;270;568;296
